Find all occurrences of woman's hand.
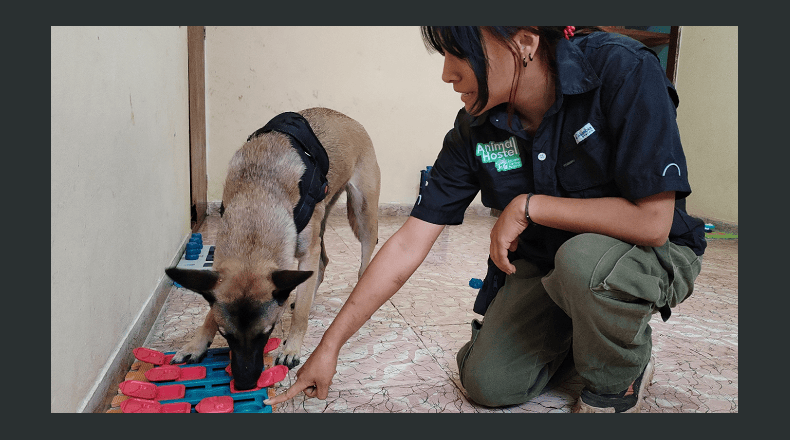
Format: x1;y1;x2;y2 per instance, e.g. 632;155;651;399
489;193;530;274
263;341;339;405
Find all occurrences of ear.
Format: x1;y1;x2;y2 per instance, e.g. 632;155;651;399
271;270;314;305
513;30;539;61
165;267;220;304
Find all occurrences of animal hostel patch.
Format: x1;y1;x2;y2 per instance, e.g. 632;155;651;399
476;136;522;172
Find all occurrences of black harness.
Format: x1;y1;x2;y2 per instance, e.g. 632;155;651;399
221;112;329;234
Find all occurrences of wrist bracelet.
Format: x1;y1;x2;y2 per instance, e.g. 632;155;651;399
525;193;534;225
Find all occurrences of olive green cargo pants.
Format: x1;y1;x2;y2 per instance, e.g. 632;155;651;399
457;233;703;407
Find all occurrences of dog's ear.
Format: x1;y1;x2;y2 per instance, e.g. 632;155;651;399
271;270;314;305
165;267;220;304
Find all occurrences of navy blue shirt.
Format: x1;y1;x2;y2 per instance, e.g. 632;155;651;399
411;32;706;272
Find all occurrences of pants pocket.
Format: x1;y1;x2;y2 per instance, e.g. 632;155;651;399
589;245;662;346
653;242;703;308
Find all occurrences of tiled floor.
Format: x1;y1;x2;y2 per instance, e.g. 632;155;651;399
142;210;738;413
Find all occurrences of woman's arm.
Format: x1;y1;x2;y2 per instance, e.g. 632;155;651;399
490;191;676;274
264;216;445;404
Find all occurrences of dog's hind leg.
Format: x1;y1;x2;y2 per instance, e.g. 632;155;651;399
346;164;380;280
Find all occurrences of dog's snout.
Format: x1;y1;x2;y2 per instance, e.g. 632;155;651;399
229;348;265;391
233;376;259;391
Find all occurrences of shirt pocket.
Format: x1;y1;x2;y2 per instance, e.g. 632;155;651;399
556;122;617;198
479;165;532;211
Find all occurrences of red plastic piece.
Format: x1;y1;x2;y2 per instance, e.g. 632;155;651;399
155;384;186;401
178;366;207;381
159;401;191;413
133;347;166;365
257;364;288;388
118;380;186;401
144;365;206;382
226;364;288;389
196;396;234;413
121;398;162;413
264;337;281;354
119;380;157;400
121;397;191;413
229;379;261;393
145;365;181;382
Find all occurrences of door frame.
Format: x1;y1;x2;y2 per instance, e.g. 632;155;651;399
187;26;207;232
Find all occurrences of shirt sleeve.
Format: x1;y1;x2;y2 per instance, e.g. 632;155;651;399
410;114;481;225
604;46;692;201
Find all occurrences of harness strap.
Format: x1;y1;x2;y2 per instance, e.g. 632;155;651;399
247;112;330;233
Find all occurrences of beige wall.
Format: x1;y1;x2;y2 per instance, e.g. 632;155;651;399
675;26;738;224
205;26;473;207
51;26;192;412
205;26;737;223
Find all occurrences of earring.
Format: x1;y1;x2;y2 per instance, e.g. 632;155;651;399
522;52;533;67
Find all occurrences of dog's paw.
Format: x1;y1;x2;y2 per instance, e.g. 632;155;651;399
170;347;208;364
274;352;301;369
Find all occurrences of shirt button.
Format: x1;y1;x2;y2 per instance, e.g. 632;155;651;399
537;152;546;161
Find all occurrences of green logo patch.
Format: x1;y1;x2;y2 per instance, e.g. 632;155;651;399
476;136;522;172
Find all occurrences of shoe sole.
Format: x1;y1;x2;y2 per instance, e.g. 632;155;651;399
573;357;655;413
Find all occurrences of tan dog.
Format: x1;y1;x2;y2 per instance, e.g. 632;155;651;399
166;108;380;390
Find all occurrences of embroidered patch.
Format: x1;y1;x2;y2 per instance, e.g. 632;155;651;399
573;123;595;144
476;136;522;172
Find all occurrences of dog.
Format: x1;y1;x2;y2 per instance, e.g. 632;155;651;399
165;107;380;390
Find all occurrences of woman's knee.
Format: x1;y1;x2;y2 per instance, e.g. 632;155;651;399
545;234;613;306
460;359;530;407
554;234;620;280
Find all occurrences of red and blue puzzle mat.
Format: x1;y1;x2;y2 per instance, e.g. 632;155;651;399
108;340;286;413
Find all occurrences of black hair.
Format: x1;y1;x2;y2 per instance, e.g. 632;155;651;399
421;26;604;116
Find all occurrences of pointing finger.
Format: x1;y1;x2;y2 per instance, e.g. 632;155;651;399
263;379;309;406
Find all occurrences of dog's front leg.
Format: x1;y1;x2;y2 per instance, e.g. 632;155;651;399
277;245;321;369
170;308;218;364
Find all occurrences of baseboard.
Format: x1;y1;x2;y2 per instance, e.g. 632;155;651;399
697;216;738;235
77;234;191;413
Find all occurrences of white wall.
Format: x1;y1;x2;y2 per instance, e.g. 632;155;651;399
50;26;191;412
